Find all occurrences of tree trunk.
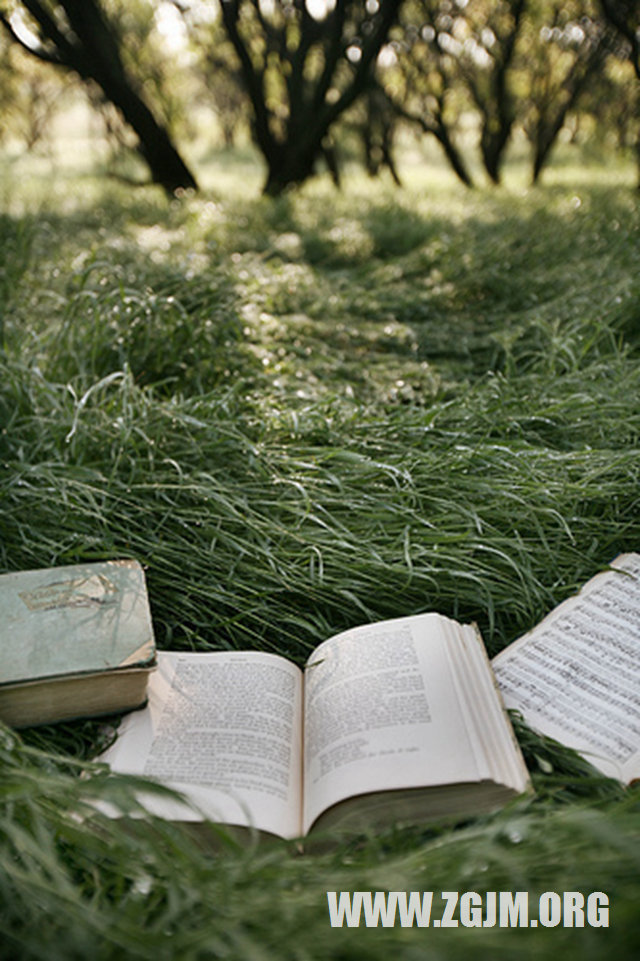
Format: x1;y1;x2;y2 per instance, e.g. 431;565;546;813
3;0;197;195
60;0;198;194
530;36;609;186
531;121;562;184
481;125;510;185
95;76;197;194
219;0;402;196
475;0;528;185
263;149;318;196
435;123;474;187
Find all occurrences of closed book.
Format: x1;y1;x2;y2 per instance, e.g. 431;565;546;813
0;559;156;727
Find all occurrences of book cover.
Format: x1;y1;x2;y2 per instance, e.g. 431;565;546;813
0;559;155;685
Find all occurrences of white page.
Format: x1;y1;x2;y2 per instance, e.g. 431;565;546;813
493;553;640;782
302;613;483;834
100;651;304;839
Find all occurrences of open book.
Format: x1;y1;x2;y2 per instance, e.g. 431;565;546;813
100;613;530;840
493;552;640;784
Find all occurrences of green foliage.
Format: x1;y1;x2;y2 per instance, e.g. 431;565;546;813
1;157;640;957
384;0;636;186
185;13;252;149
0;36;70;153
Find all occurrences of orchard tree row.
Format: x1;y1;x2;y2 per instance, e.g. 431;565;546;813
0;0;638;194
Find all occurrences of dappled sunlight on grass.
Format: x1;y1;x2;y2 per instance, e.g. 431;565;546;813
2;151;639;410
2;157;638;656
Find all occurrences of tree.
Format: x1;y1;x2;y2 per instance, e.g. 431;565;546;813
0;30;72;152
578;54;638;156
381;0;631;187
457;0;528;184
519;0;612;183
210;0;403;195
599;0;640;184
183;12;253;149
356;84;403;184
0;0;197;193
379;1;475;187
380;0;529;187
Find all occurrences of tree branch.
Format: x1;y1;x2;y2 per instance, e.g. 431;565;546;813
309;0;349;116
20;0;81;69
220;0;275;159
600;0;640;80
324;0;403;130
0;10;61;64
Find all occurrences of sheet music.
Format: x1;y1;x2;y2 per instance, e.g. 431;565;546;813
493;554;640;780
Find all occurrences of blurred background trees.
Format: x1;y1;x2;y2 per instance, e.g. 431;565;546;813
0;0;638;194
0;33;72;153
209;0;403;195
399;0;529;185
381;0;630;186
515;0;613;183
0;0;197;191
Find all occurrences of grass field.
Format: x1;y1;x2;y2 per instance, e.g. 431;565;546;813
1;145;639;959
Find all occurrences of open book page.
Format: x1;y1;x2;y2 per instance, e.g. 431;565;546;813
100;651;304;839
302;613;510;834
492;553;640;783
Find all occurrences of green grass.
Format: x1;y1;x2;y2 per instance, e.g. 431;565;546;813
1;148;639;958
